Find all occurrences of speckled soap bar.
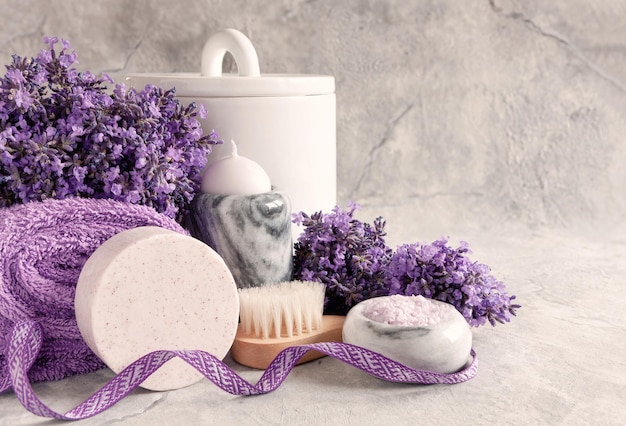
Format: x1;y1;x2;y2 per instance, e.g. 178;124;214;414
75;226;239;391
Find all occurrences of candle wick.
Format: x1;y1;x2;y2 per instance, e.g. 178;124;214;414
229;139;239;157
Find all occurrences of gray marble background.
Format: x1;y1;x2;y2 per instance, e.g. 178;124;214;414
2;0;624;243
1;2;626;425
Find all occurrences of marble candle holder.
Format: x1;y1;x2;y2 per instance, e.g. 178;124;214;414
342;297;472;374
187;190;293;288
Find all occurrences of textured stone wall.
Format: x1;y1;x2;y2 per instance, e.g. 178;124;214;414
1;0;625;241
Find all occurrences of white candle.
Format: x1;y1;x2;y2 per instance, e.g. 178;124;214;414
201;140;272;195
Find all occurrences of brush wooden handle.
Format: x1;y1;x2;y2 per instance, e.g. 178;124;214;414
231;315;345;369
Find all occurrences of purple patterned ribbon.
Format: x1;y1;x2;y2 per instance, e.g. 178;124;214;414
2;320;477;420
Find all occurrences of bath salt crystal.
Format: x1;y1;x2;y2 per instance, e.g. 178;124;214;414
362;295;453;326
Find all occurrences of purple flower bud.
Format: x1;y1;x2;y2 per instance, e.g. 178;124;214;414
293;204;520;326
0;36;221;223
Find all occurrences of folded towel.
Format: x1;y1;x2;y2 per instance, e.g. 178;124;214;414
0;197;185;385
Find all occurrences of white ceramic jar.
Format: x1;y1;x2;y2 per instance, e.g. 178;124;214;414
125;29;336;235
342;296;473;374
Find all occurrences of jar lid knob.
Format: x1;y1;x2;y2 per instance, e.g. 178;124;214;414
201;29;261;77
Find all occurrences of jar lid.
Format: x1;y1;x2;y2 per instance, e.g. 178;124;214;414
125;72;335;97
125;29;334;97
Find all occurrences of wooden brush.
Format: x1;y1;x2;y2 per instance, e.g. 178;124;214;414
231;281;345;369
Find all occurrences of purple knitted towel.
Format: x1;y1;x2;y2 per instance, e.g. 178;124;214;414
0;197;185;385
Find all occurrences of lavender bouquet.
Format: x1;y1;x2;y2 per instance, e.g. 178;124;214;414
293;203;393;315
293;204;520;326
385;239;520;326
0;37;219;222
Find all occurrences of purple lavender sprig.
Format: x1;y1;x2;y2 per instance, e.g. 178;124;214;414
292;204;520;326
293;202;393;315
385;239;520;327
0;37;219;222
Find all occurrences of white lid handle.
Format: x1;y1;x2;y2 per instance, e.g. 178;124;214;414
201;29;261;77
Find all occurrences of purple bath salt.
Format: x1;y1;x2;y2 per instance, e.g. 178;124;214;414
362;295;454;326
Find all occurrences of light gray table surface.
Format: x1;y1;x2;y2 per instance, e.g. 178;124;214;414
1;0;626;424
1;226;624;426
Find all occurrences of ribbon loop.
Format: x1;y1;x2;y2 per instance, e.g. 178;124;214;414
2;320;477;420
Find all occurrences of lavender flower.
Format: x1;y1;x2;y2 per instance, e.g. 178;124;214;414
0;37;220;222
293;202;392;315
292;204;520;326
385;239;520;327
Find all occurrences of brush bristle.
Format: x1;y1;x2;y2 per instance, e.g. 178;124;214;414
238;281;325;339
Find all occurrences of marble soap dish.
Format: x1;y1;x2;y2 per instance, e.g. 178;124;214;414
342;295;473;374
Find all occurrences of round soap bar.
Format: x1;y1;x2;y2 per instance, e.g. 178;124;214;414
75;226;239;391
342;296;472;374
